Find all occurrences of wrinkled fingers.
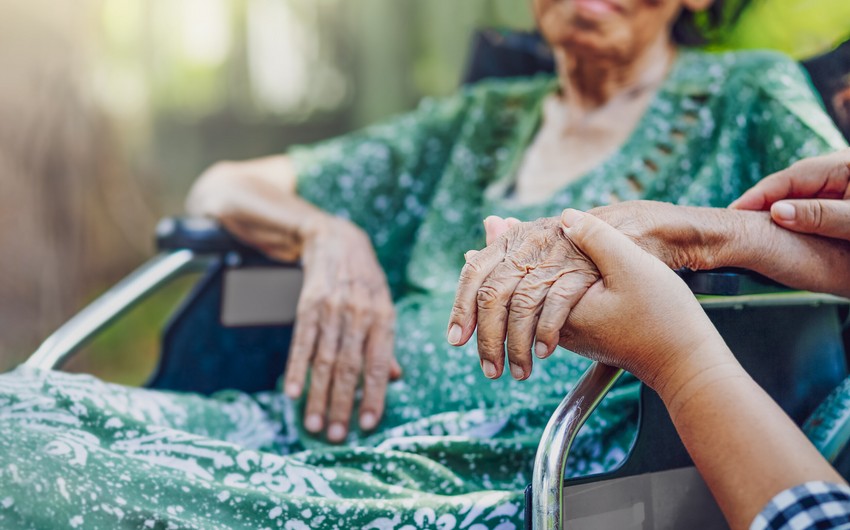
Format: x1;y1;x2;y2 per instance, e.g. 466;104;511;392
535;270;599;357
476;258;531;379
284;303;319;399
359;316;395;432
304;301;343;435
447;239;509;346
504;266;562;380
325;304;369;443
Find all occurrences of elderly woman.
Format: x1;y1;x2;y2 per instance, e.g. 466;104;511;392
457;150;850;529
0;1;847;529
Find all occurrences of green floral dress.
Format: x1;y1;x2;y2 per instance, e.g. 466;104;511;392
0;50;845;530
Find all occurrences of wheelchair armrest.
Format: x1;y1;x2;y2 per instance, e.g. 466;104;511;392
25;217;296;372
156;217;253;255
677;267;786;296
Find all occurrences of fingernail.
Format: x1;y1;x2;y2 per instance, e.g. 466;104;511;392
481;360;498;379
327;423;347;442
447;324;463;345
360;412;377;431
464;250;478;262
305;414;323;433
535;342;549;359
561;209;584;228
509;363;525;380
285;383;301;398
772;202;796;221
728;199;740;209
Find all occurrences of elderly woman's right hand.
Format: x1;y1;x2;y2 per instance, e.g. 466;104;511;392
186;157;400;443
290;219;398;442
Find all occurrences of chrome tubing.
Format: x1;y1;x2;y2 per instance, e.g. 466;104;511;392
532;362;624;529
24;250;213;371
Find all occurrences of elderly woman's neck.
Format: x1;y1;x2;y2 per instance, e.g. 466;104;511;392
555;35;676;113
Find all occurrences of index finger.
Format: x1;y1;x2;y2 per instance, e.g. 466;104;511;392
447;239;508;347
731;152;850;210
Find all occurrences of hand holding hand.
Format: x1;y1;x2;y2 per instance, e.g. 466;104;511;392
556;209;735;395
731;149;850;241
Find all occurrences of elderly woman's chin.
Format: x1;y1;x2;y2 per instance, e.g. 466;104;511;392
534;0;691;60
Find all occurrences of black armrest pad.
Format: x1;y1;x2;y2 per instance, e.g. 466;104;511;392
677;268;788;296
156;217;246;254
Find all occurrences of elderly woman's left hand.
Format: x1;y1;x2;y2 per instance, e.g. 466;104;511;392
447;201;730;380
446;216;599;380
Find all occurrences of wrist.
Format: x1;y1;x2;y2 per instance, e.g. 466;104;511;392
653;339;747;420
668;207;772;270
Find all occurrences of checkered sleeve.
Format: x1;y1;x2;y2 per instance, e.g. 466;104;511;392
750;481;850;530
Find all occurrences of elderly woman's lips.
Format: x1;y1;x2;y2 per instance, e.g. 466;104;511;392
573;0;622;16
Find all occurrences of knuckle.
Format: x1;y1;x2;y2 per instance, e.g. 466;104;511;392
312;355;336;375
321;297;341;315
477;283;505;309
509;290;540;313
806;201;825;229
450;302;471;320
546;285;575;305
334;365;360;387
342;299;367;318
460;260;484;280
366;358;391;377
297;297;320;316
477;333;506;356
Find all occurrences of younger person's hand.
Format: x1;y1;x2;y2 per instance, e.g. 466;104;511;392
555;209;737;398
731;149;850;241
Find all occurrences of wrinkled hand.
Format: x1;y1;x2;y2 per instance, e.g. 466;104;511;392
447;202;734;381
285;219;400;442
187;157;400;441
731;148;850;241
447;217;599;381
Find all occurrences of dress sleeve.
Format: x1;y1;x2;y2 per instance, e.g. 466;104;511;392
288;91;471;297
750;481;850;530
749;54;848;178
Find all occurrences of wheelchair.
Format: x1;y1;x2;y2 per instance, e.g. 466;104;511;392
20;30;850;530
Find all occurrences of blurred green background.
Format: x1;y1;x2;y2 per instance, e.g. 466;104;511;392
0;0;537;384
0;0;847;385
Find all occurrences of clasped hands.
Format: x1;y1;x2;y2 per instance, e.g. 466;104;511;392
446;149;850;388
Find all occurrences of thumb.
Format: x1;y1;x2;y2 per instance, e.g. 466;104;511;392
561;209;646;278
770;199;850;241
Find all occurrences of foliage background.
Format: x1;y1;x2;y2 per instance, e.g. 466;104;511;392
0;0;847;384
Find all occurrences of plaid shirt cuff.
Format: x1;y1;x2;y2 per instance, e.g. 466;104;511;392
751;481;850;530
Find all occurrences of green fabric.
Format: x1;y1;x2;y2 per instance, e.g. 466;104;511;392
1;50;846;530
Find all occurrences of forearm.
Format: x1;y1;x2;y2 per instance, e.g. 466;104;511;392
186;155;335;248
676;208;850;297
658;344;844;530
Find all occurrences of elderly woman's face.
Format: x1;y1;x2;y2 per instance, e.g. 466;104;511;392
533;0;713;60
